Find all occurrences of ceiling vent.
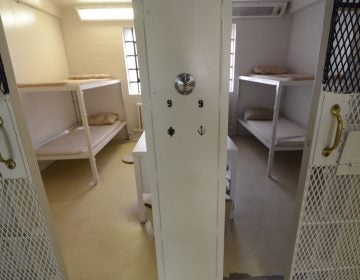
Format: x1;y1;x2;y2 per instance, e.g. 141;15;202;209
233;1;288;18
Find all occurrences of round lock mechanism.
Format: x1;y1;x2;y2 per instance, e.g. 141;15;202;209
174;73;196;95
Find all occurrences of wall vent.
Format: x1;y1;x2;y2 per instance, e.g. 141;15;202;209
233;1;288;18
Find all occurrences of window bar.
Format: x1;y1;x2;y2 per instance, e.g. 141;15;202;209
130;28;141;94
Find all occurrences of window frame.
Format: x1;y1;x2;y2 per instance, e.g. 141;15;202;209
229;23;237;93
123;26;141;95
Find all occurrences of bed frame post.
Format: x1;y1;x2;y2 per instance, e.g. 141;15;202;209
267;84;284;177
76;88;99;185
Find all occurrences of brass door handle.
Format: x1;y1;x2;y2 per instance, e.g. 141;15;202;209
0;153;16;169
0;117;16;169
322;104;344;157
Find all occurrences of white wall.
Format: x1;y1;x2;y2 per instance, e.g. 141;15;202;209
230;16;292;135
289;0;325;13
0;0;75;149
60;9;141;136
0;0;68;83
231;2;326;135
283;2;326;127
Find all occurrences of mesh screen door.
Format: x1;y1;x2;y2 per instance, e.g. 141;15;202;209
0;19;67;279
288;1;360;280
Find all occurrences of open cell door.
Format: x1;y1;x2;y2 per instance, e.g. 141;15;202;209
133;0;231;279
287;1;360;279
0;18;68;279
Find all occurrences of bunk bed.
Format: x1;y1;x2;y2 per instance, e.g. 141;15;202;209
19;79;127;185
237;75;314;177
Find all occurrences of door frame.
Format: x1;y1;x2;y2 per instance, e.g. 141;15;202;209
1;0;352;279
0;16;68;279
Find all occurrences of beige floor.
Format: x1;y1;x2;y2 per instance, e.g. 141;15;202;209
224;136;302;277
42;136;302;279
42;141;158;280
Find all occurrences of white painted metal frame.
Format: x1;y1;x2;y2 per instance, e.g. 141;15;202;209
19;80;127;185
237;75;314;177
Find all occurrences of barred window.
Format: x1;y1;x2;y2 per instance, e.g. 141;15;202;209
229;24;237;93
123;27;141;95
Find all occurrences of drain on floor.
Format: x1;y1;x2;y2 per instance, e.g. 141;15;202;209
224;273;284;280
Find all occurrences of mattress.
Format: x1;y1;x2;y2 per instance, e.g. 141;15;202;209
242;118;306;147
36;121;123;156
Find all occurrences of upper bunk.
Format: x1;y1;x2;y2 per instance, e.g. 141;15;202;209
18;79;121;93
239;75;314;87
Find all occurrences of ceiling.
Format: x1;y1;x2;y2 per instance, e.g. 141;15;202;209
49;0;295;9
51;0;132;7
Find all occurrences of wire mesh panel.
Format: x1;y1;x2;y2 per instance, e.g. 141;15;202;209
290;89;360;278
290;94;360;280
289;1;360;278
323;0;360;94
0;178;62;280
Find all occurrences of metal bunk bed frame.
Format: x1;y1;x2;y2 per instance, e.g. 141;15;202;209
237;75;314;177
19;79;127;185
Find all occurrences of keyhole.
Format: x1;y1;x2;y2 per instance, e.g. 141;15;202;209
198;100;204;108
167;99;173;108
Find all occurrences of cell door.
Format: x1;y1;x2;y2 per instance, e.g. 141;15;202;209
0;18;68;279
287;1;360;279
133;0;232;279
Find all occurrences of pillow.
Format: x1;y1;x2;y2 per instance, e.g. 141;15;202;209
88;113;118;126
252;65;288;75
244;108;273;121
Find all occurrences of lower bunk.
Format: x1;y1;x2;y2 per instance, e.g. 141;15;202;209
36;120;127;184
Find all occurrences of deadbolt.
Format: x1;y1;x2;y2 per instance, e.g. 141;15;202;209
174;73;196;95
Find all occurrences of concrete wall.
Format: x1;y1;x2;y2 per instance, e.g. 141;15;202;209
60;9;141;136
0;0;68;83
230;16;292;135
0;0;76;149
283;1;326;127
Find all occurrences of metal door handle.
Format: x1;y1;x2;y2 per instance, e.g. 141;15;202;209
0;117;16;169
322;104;344;157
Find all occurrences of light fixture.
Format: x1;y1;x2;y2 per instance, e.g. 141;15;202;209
76;7;134;21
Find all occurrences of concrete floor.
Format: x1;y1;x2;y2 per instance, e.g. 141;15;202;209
42;141;158;280
224;136;302;277
42;136;302;279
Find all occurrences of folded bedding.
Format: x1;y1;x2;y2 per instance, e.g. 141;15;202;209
244;108;273;121
88;113;119;126
68;74;112;80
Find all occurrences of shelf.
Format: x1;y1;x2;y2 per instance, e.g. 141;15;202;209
239;75;314;87
36;121;126;161
18;79;121;93
238;117;305;151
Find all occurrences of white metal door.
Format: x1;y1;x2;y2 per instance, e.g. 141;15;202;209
0;19;68;279
133;0;231;279
287;1;360;279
